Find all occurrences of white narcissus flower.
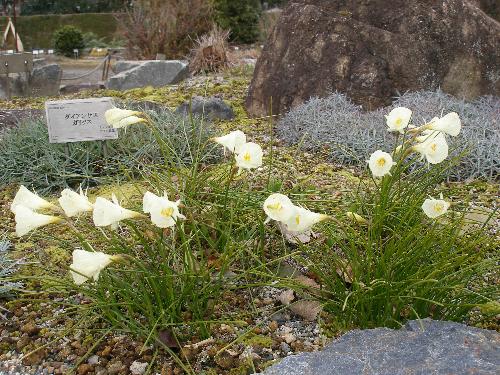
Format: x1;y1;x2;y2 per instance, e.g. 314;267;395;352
142;191;159;214
104;107;145;129
385;107;412;134
11;185;57;213
412;132;449;164
427;112;461;137
235;142;263;172
58;188;93;217
143;192;186;228
93;194;142;229
368;150;396;177
422;194;450;219
263;193;295;223
212;130;247;154
70;249;120;285
14;205;62;237
284;206;329;233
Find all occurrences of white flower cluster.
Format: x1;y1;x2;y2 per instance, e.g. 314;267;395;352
369;107;461;219
212;130;263;173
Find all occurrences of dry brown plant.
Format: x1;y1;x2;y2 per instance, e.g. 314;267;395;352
189;25;231;74
118;0;213;60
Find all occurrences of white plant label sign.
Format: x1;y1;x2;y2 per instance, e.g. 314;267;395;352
45;98;118;143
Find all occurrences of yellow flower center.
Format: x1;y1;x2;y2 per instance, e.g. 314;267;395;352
243;152;251;162
295;215;300;225
430;143;437;153
161;207;174;217
377;157;386;167
395;118;403;127
433;203;444;213
267;202;282;211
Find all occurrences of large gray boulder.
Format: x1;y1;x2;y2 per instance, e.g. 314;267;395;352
106;60;189;91
246;0;500;116
0;63;62;99
260;319;500;375
29;64;62;97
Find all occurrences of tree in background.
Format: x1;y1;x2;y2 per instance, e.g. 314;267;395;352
118;0;212;60
215;0;262;44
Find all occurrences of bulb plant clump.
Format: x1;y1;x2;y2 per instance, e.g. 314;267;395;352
7;104;499;370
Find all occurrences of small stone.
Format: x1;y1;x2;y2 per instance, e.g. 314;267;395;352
268;321;279;332
88;355;100;365
283;333;296;344
101;346;112;357
129;361;148;375
107;360;124;374
280;342;291;354
278;289;295;305
20;322;40;336
77;363;93;375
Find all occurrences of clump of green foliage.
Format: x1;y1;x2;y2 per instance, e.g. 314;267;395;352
215;0;262;43
0;109;219;194
53;25;85;56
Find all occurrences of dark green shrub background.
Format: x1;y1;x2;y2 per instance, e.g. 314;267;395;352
53;25;85;56
215;0;262;44
0;13;121;49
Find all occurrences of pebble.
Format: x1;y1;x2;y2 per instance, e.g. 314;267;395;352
130;361;148;375
77;363;93;375
107;360;124;374
88;355;100;365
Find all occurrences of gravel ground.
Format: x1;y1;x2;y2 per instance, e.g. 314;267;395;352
0;285;328;375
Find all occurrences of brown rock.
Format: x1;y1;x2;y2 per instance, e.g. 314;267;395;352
77;363;93;375
246;0;500;116
20;322;40;336
22;348;47;366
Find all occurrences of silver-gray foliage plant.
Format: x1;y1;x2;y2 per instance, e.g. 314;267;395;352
0;239;23;299
278;91;499;181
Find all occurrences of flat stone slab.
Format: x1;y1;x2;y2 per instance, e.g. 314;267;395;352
106;60;189;91
260;319;500;375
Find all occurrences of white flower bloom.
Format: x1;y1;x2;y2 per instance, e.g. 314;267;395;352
58;188;93;217
427;112;461;136
143;192;185;228
93;194;142;229
385;107;412;133
284;206;329;233
368;150;396;177
70;249;119;285
142;191;159;214
235;142;263;172
422;194;450;218
212;130;247;153
263;193;295;223
104;107;145;129
14;205;62;237
412;132;449;164
11;185;56;213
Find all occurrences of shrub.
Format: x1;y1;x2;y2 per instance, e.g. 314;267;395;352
190;25;231;74
215;0;262;44
118;0;213;59
0;108;219;194
53;25;85;57
278;91;500;181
